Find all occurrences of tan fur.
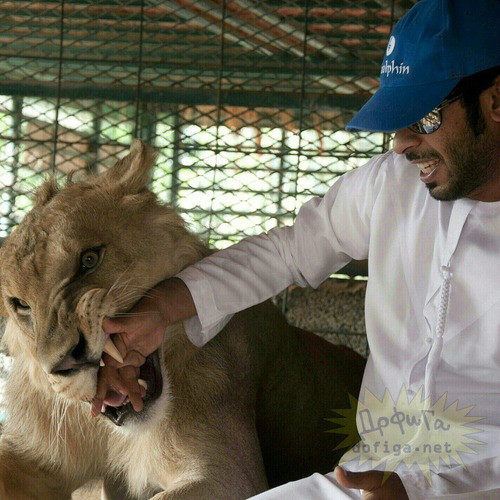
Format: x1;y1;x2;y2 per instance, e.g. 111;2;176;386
0;141;365;499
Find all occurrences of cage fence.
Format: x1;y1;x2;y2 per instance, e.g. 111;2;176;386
0;0;417;360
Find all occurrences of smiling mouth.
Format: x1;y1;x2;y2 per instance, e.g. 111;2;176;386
412;158;441;184
102;349;163;426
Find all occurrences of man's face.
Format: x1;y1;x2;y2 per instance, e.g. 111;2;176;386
393;90;499;202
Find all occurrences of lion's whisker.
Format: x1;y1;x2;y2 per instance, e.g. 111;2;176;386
107;265;134;298
115;288;157;301
113;311;162;318
111;288;151;303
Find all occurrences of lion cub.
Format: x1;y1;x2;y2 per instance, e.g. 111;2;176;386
0;141;365;499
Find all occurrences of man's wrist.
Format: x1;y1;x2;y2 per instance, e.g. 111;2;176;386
154;278;197;325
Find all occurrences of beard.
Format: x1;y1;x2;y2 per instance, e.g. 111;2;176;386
407;118;499;202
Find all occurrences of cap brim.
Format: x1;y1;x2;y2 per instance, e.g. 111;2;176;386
345;79;461;133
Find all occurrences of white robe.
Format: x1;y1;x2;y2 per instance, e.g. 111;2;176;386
176;151;500;499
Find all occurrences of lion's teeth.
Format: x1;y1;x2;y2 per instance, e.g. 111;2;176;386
103;338;124;364
100;359;105;367
138;378;148;391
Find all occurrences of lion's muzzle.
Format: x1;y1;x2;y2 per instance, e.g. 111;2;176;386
50;328;100;376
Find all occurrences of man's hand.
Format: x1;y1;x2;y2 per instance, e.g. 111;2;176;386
102;277;196;358
91;362;146;416
334;466;409;500
91;278;197;416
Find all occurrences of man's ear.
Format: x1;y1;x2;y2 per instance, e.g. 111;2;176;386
489;75;500;123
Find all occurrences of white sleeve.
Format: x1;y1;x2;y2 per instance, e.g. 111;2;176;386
176;152;390;346
398;456;500;499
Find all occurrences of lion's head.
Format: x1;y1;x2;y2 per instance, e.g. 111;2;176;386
0;141;206;419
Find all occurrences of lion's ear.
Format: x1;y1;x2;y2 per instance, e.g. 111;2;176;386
33;177;59;207
99;140;157;194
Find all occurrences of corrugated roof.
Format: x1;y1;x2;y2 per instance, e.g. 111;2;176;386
0;0;417;108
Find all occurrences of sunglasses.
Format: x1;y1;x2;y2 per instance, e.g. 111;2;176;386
408;94;463;134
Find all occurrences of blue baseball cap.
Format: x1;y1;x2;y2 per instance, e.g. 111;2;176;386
346;0;500;133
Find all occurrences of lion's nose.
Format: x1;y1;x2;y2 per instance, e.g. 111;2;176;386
51;329;98;375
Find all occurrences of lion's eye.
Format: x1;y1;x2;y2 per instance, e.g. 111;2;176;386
12;297;31;315
80;248;101;271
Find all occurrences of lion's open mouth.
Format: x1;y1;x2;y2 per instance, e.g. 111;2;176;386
103;349;163;426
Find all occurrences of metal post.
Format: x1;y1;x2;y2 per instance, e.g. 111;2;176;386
88;103;102;175
170;108;182;206
0;96;23;236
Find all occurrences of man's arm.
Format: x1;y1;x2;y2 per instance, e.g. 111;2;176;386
174;152;389;346
335;456;500;500
102;277;196;357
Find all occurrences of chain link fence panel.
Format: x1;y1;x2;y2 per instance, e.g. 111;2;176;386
0;1;417;361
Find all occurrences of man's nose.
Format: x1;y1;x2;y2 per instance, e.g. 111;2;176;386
393;128;421;154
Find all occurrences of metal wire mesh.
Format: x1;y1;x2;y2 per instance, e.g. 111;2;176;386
0;0;417;242
0;1;417;356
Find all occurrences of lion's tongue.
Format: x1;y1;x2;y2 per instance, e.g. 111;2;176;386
104;390;127;407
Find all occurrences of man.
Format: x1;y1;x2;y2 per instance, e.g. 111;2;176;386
96;0;500;498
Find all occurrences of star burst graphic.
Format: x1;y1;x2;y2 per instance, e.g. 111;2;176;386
326;386;485;483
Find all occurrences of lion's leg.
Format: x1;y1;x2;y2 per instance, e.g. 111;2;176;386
0;446;72;500
147;452;267;500
101;475;143;500
152;418;267;499
149;482;242;500
175;417;267;499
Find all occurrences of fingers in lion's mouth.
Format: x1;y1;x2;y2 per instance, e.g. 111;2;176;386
90;378;147;417
91;350;163;424
91;399;103;417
